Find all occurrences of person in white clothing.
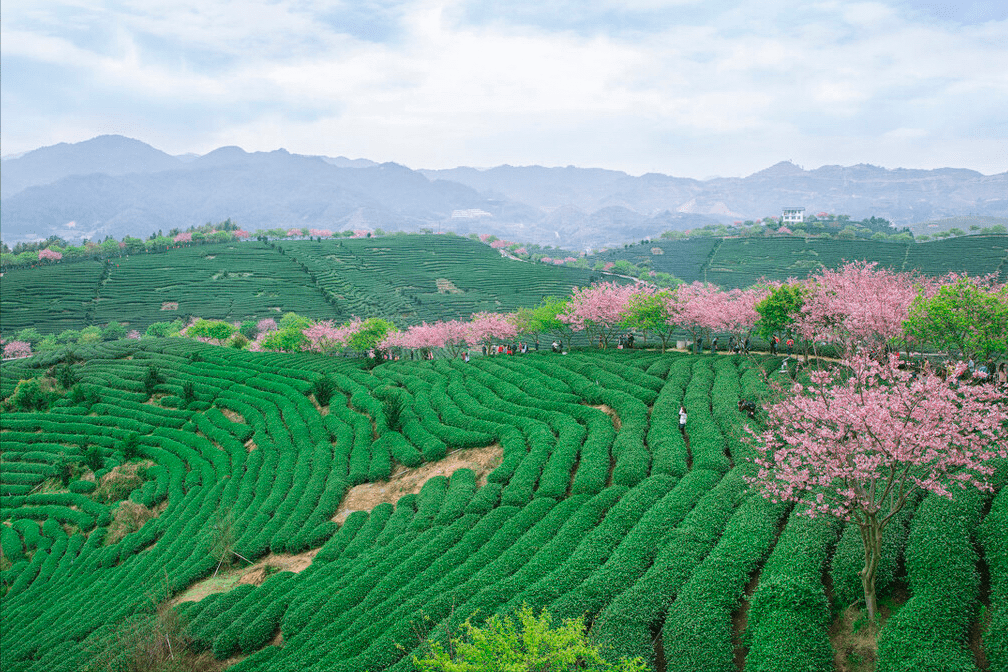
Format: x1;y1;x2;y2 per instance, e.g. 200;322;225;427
679;405;687;436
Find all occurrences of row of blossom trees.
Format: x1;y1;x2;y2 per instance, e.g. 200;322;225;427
745;262;1007;623
755;261;1008;364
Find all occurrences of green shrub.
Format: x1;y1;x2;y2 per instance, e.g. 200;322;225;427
10;378;53;412
414;604;646;672
311;374;337;407
101;321;126;341
143;364;162;397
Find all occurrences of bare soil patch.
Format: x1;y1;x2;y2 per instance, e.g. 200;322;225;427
590;404;621;430
220;408;247;425
332;444;503;524
436;278;463;294
105;498;166;547
830;585;910;672
172;548;320;606
160;302;178;311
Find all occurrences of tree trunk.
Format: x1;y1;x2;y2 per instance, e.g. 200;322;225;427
859;518;882;621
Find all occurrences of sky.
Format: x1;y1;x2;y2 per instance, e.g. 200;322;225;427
1;0;1006;178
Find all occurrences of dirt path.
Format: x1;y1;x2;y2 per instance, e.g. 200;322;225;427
332;443;503;524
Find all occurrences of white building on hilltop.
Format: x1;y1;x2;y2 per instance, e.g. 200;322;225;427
782;207;805;224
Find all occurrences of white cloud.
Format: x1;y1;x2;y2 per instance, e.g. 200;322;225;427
1;0;1006;176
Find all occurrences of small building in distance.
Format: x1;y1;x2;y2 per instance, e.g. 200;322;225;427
782;207;805;225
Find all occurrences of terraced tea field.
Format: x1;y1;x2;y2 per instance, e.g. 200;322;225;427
278;235;595;324
596;235;1008;288
1;235;597;336
2;342;1004;671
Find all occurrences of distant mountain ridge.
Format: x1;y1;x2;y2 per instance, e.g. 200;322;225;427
2;135;1005;249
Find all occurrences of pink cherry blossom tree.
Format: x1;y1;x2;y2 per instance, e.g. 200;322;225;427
747;355;1007;620
723;286;770;344
381;320;469;359
173;232;192;244
560;281;649;347
256;318;278;335
38;248;63;262
666;282;726;353
3;340;32;359
303;319;360;354
797;261;919;360
466;312;518;349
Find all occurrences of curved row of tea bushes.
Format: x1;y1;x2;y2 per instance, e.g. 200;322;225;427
684;358;731;473
979;486;1007;670
389;490;622;670
742;508;840;672
662;495;791;672
710;358;747;463
876;489;984;672
549;468;718;622
308;507;523;672
281;513;487;670
648;357;693;477
502;476;676;614
591;468;747;667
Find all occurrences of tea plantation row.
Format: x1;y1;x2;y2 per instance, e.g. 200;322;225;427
1;343;1004;671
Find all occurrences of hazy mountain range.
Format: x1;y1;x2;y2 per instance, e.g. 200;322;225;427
3;135;1006;250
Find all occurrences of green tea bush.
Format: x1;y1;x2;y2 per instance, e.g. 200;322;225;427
876;490;984;672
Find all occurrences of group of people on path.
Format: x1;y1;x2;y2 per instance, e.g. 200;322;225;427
769;335;794;356
480;340;538;358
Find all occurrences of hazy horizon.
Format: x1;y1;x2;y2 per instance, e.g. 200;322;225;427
3;133;1006;181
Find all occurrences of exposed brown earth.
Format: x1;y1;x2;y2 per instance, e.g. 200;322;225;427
332;444;503;524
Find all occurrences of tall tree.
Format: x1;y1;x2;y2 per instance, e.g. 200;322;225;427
747;355;1006;621
904;274;1008;363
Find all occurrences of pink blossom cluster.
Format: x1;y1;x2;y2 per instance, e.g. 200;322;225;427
479;233;492;242
3;340;33;359
662;282;767;345
540;257;553;264
466;312;518;347
118;241;127;249
38;248;63;261
309;229;332;238
797;261;918;357
303;318;361;354
256;318;279;335
380;313;520;358
234;230;251;239
490;239;510;249
777;227;792;235
514;247;527;256
554;257;576;265
174;232;193;243
287;228;304;238
126;330;141;340
748;354;1007;521
352;230;371;238
603;262;615;271
561;281;654;346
